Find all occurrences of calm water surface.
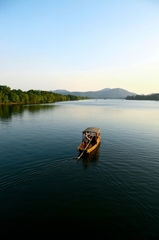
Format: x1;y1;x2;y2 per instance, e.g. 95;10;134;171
0;100;159;239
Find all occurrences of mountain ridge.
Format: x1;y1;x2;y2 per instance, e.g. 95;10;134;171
52;88;136;99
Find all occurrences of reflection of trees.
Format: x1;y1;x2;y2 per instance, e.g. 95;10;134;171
0;104;56;121
0;105;24;120
24;105;56;114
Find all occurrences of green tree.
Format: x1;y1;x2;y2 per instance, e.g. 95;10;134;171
0;90;3;102
10;92;20;103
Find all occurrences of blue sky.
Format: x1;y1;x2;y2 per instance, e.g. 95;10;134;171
0;0;159;94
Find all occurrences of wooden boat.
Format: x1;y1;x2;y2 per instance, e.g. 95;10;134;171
77;127;101;158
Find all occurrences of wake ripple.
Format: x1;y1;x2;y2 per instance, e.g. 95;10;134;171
0;156;75;193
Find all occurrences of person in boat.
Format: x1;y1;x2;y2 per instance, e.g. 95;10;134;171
92;133;99;144
92;134;96;144
82;132;91;147
85;132;91;141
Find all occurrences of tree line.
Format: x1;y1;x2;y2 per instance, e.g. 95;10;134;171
126;94;159;101
0;85;89;104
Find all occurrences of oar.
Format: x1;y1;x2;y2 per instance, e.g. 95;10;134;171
77;137;92;160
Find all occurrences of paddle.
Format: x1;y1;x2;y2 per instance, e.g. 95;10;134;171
77;137;92;160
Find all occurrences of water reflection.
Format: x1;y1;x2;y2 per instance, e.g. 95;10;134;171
0;104;56;121
0;104;24;120
1;100;159;239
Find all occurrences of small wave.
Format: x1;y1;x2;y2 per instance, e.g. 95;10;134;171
0;156;76;193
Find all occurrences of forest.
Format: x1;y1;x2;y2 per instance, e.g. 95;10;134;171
126;94;159;101
0;85;89;104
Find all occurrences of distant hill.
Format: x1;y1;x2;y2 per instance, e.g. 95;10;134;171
54;89;69;94
53;88;136;99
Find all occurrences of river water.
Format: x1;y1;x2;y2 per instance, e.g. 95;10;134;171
0;100;159;239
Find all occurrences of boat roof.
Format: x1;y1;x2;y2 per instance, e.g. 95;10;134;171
83;127;100;133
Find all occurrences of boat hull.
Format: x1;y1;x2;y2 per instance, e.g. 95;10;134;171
77;136;101;154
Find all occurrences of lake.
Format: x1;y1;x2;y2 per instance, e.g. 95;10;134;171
0;100;159;239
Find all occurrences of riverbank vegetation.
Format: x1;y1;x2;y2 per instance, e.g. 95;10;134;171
126;94;159;101
0;85;89;104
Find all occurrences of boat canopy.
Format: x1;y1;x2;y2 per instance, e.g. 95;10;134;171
83;127;100;134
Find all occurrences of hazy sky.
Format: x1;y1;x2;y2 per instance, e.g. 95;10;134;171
1;0;159;94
